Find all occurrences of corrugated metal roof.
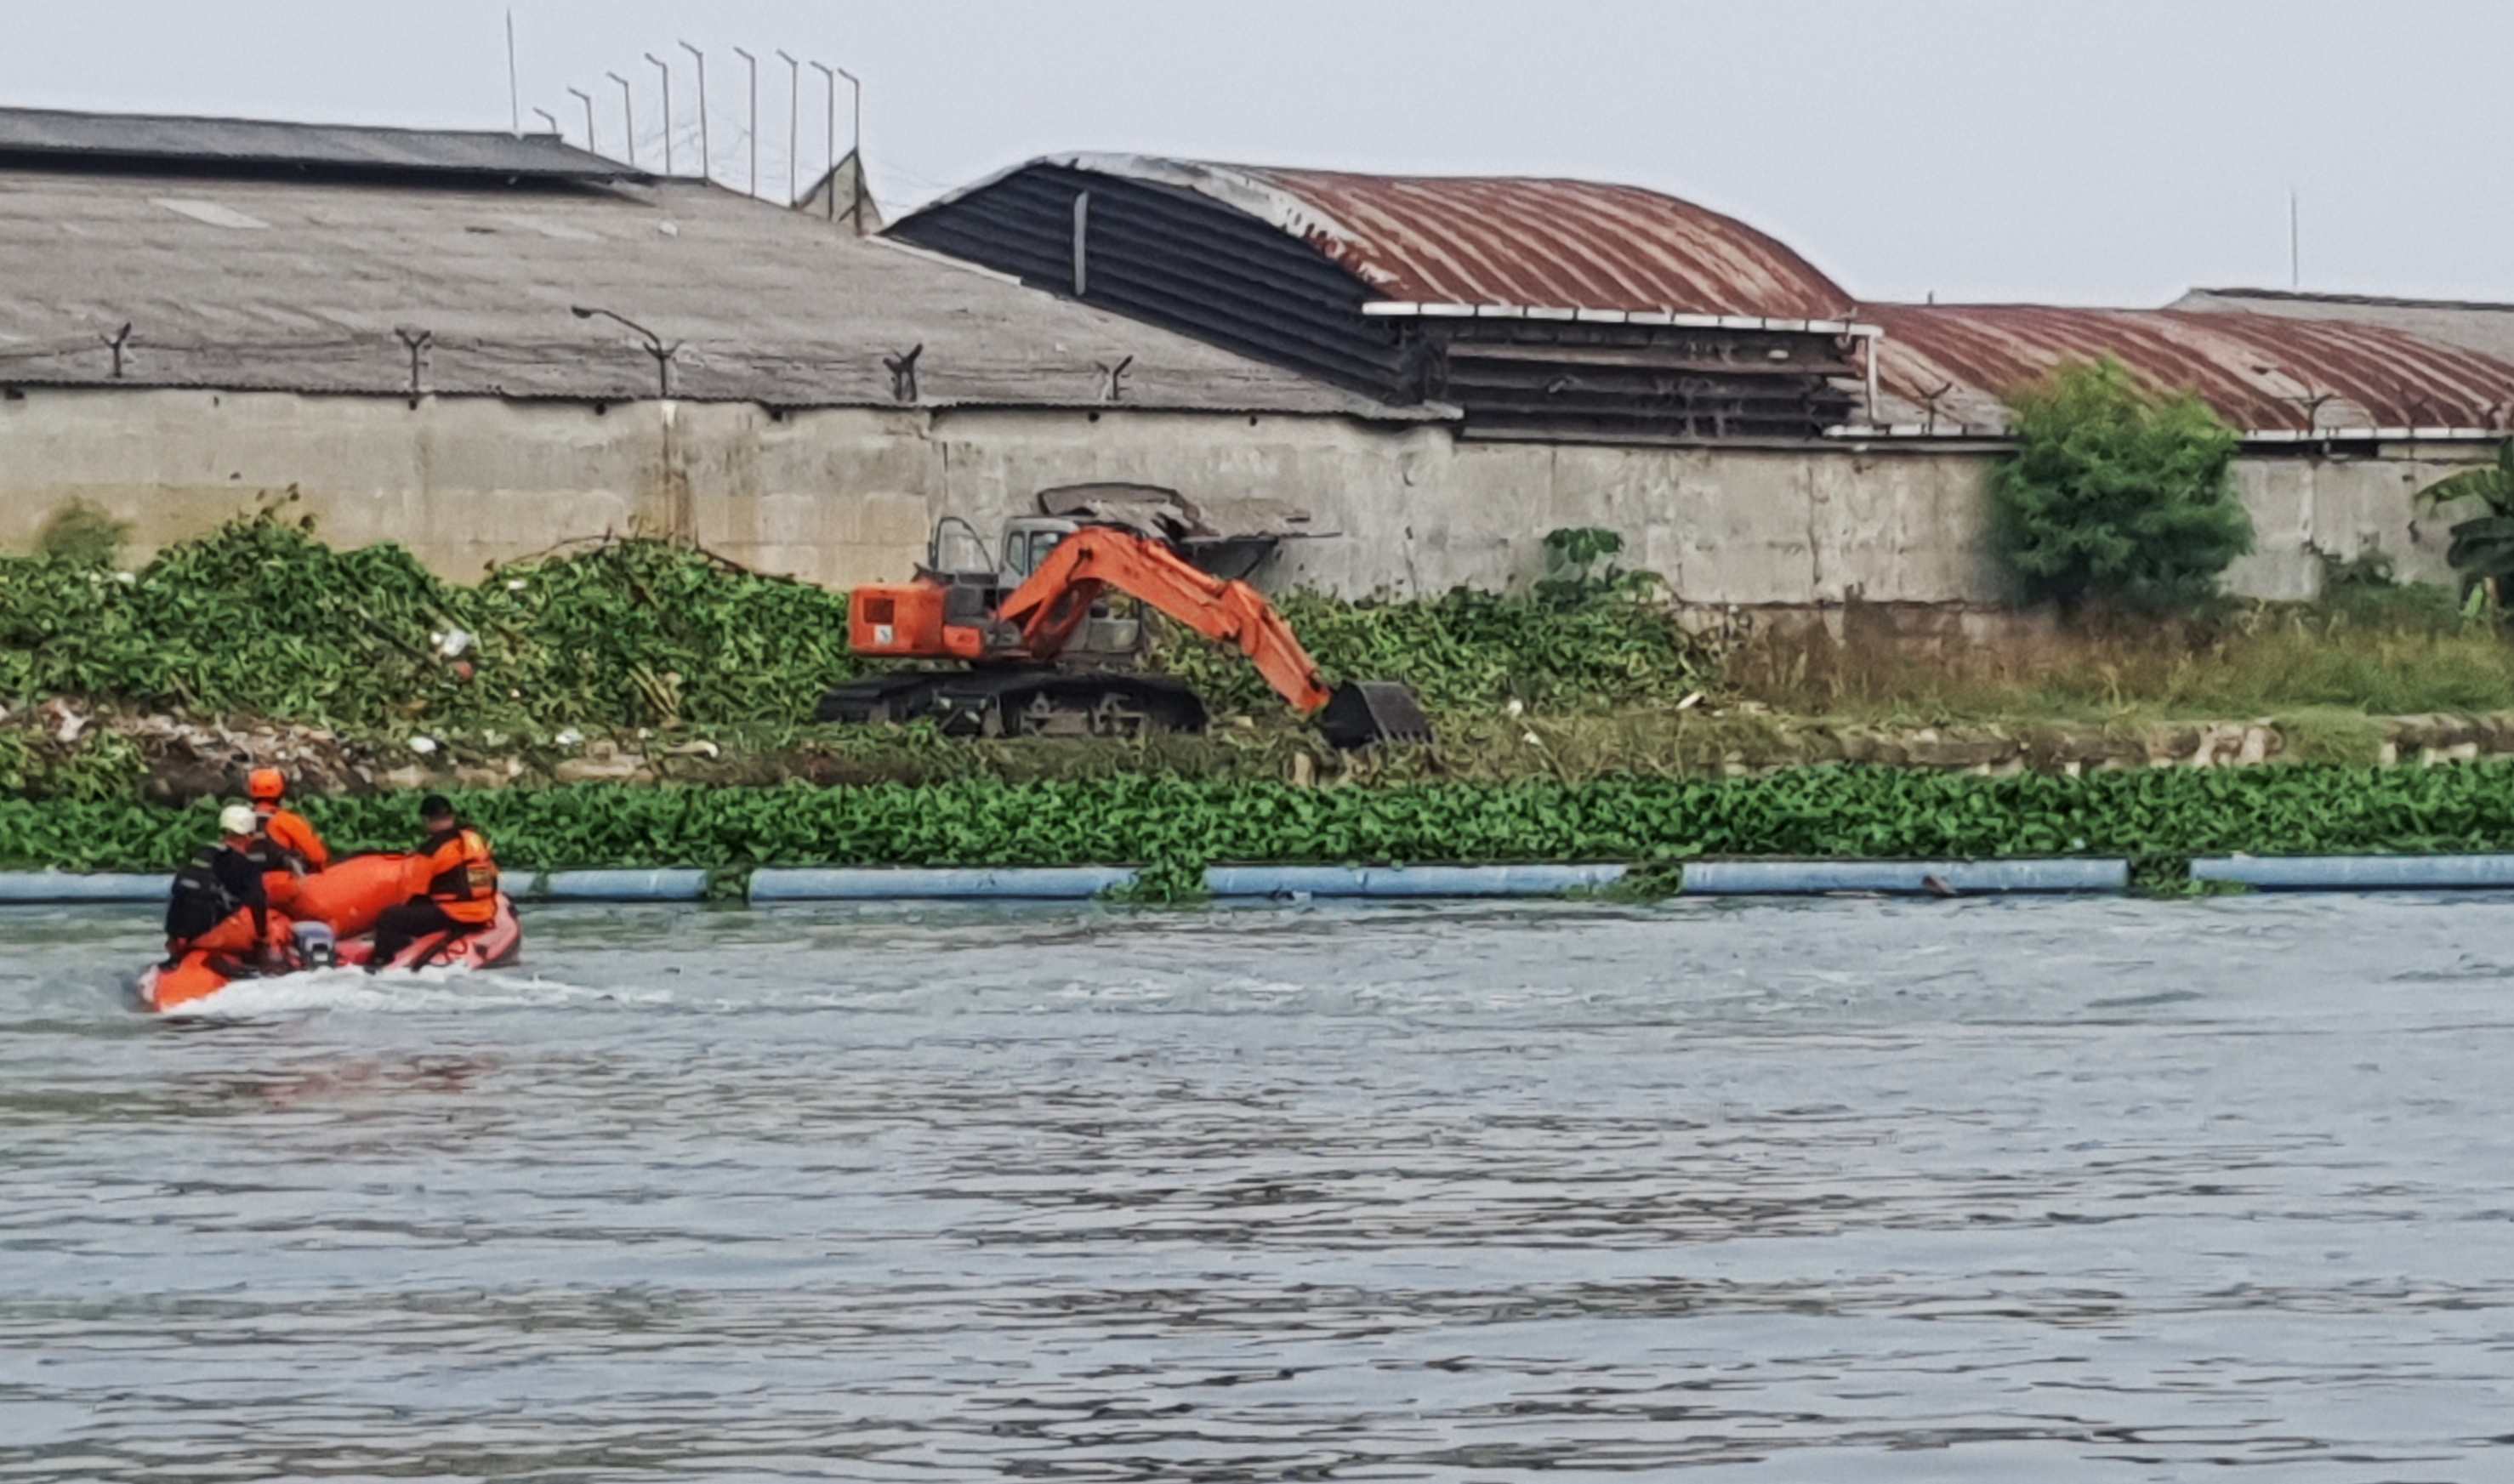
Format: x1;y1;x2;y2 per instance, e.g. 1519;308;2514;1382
1860;304;2514;435
2176;287;2514;371
0;167;1419;418
954;155;1856;321
0;105;633;182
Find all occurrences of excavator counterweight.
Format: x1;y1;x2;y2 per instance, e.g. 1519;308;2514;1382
818;524;1431;748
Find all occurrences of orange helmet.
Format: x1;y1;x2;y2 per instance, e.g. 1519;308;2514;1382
247;767;287;803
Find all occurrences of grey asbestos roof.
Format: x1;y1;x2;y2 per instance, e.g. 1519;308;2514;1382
0;167;1418;418
0;105;631;181
2176;287;2514;372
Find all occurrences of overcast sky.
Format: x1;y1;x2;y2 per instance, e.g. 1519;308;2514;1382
0;1;2499;308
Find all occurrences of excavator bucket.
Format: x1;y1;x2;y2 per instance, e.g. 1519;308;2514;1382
1317;681;1436;751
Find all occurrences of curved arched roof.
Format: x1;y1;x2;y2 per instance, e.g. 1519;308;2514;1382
1864;304;2514;434
949;154;1857;321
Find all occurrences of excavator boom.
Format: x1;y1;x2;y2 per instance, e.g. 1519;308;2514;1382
825;523;1431;748
998;529;1329;711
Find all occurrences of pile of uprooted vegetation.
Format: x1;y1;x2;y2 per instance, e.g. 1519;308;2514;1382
0;508;1726;801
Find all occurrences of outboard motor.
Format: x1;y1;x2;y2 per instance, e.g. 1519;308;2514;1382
293;921;337;969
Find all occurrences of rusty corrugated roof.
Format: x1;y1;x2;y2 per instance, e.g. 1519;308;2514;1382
1240;168;1857;320
1862;304;2514;435
962;155;1857;321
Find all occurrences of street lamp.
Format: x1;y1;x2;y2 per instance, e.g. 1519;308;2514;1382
775;49;800;205
572;305;681;398
644;53;673;174
678;41;710;184
731;48;759;197
605;71;634;169
566;87;595;155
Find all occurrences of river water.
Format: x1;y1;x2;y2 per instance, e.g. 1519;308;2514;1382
3;894;2511;1481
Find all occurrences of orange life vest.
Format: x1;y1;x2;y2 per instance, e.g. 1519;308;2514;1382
409;825;499;925
259;806;330;873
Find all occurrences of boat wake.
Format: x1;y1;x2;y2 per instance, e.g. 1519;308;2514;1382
144;964;657;1020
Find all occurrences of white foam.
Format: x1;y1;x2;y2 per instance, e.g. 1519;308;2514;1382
156;964;635;1020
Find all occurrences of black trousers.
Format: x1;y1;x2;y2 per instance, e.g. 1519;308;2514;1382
370;900;476;966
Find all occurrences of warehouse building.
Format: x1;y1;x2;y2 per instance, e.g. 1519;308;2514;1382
3;106;2513;618
888;155;1869;441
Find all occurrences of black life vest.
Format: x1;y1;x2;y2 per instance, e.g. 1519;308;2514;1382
164;846;240;941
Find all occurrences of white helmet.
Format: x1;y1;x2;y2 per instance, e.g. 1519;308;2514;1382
219;803;259;837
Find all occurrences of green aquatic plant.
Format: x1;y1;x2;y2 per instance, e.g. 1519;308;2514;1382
11;765;2514;880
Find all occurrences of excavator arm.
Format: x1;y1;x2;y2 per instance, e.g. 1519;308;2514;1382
998;527;1334;712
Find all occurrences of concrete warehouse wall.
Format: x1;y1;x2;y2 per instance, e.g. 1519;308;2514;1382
0;385;2488;604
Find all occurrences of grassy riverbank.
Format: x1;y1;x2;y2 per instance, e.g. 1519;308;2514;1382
11;765;2514;895
14;510;2514;824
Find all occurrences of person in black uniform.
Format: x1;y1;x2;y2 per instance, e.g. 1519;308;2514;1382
163;803;285;972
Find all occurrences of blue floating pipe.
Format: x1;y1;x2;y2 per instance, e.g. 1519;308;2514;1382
1680;859;2128;896
749;867;1136;901
0;872;173;903
537;868;710;901
2192;855;2514;890
1204;864;1628;899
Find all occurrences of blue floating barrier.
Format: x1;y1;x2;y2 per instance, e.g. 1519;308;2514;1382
0;872;172;903
1203;864;1628;898
748;867;1136;901
537;868;710;901
2192;855;2514;890
1680;859;2128;896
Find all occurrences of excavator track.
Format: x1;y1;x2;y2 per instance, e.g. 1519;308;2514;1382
818;668;1210;738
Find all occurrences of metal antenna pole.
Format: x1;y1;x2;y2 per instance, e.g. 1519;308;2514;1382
645;53;673;174
679;41;709;183
2289;188;2301;290
776;49;800;205
504;9;520;134
567;86;596;155
606;71;635;168
810;60;836;219
732;48;758;196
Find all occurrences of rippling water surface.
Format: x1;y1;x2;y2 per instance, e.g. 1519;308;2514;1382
5;895;2513;1480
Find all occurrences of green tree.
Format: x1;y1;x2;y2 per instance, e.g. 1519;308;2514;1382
2414;437;2514;600
1989;356;2251;611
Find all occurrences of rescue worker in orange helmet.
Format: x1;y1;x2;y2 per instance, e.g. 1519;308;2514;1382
162;803;289;973
247;768;329;874
368;794;499;969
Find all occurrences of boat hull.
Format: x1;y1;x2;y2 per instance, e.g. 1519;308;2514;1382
139;853;522;1013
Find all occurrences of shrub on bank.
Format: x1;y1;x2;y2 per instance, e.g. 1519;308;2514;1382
0;509;1726;736
1991;356;2252;612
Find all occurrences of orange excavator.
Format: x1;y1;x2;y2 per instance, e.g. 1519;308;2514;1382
818;519;1432;750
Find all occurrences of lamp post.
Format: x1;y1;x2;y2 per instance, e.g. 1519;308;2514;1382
731;48;758;197
836;66;862;227
605;71;634;169
775;49;800;205
678;41;709;184
571;305;681;398
808;60;836;217
643;53;673;174
566;87;595;155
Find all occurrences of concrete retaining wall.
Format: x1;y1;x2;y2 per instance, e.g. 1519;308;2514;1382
0;385;2487;603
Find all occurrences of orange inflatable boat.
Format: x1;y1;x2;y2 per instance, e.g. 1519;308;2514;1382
141;853;522;1013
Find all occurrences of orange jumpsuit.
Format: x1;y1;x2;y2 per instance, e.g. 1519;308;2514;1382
259;806;330;873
